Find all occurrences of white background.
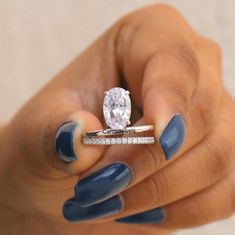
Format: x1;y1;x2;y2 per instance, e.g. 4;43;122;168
0;1;234;234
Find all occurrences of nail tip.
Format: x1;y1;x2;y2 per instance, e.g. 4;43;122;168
55;122;78;162
62;199;76;222
160;114;186;160
63;196;122;222
75;163;132;206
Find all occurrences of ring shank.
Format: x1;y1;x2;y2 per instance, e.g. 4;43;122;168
84;125;154;137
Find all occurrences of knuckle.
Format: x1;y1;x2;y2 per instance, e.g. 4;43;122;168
204;135;232;179
146;173;169;206
166;79;189;107
143;144;163;172
192;93;215;134
152;43;200;81
144;79;188;110
143;44;200;104
172;43;200;81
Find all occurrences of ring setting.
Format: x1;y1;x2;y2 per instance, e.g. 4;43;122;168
83;87;155;145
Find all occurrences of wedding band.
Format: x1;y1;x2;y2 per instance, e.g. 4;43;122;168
84;125;154;137
83;137;155;145
83;87;155;145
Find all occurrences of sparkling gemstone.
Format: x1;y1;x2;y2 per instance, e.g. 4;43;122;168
103;87;131;129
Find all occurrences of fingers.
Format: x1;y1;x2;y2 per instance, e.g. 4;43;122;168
110;108;234;219
120;172;235;228
62;94;235;223
163;174;235;229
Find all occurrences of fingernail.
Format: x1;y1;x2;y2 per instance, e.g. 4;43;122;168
116;207;165;224
63;195;122;222
55;122;78;162
160;114;185;160
75;163;132;206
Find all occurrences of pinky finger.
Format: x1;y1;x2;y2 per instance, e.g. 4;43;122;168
116;172;235;229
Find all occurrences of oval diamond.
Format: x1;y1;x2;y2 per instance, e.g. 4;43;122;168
103;87;131;129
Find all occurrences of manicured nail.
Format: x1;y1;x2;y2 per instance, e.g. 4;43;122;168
160;114;185;160
75;163;132;206
63;195;122;222
116;207;165;224
55;122;78;162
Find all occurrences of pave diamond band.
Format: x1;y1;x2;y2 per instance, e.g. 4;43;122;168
83;137;155;145
84;125;154;137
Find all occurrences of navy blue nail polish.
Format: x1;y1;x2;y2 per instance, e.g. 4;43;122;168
63;195;122;222
160;114;185;160
116;207;165;224
55;122;78;162
75;163;132;206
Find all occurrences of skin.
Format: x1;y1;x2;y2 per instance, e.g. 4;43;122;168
0;4;235;235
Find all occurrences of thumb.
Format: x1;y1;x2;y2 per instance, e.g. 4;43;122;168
54;110;105;175
5;89;105;179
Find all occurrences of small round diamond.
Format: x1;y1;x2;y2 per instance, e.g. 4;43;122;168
128;138;132;144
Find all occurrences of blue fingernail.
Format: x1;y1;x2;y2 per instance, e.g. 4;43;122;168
63;195;122;222
55;122;78;162
116;207;165;224
75;163;132;206
160;114;185;160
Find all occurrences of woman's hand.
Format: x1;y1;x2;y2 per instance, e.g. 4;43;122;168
0;4;234;235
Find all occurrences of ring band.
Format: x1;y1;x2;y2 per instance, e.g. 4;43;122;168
84;125;154;137
83;136;155;145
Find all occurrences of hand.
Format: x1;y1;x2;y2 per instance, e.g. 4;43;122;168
0;4;234;235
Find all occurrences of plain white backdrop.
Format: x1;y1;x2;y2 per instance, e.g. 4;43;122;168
0;1;234;234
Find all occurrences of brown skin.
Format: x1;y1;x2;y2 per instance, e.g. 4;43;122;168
0;4;235;235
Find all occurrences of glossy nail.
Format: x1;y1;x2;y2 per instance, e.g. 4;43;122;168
160;114;185;160
116;207;165;224
55;122;78;162
63;195;122;222
75;163;132;206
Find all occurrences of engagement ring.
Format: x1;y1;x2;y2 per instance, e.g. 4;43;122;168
83;87;155;145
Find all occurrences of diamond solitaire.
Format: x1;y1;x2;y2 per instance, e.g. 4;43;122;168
103;87;131;129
